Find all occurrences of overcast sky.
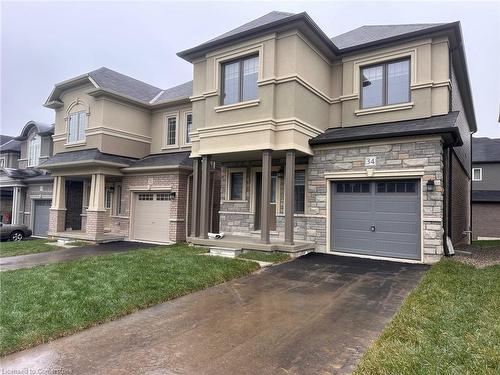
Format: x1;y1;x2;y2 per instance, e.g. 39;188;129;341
1;1;499;137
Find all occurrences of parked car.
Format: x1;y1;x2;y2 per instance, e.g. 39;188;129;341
0;223;32;241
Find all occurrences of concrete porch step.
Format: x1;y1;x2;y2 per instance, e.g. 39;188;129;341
209;247;243;258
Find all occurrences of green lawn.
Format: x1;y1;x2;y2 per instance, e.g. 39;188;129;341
472;239;500;248
354;259;500;375
238;251;290;263
0;239;61;257
0;244;258;356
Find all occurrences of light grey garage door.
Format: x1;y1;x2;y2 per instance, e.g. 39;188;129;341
132;192;172;243
33;199;51;237
331;180;420;260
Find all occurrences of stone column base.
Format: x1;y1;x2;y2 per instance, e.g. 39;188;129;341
86;210;106;239
49;208;66;233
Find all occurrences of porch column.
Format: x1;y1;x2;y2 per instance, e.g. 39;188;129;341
11;186;23;225
199;155;211;239
86;174;106;238
284;150;295;245
49;176;66;233
190;157;202;237
261;150;272;244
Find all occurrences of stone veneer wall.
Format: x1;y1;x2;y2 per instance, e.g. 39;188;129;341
309;138;445;263
219;138;445;263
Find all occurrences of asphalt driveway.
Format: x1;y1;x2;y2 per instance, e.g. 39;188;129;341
1;253;428;375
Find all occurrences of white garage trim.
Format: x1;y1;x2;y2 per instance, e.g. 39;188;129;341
325;168;425;263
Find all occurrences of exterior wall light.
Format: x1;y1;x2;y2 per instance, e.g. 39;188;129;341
426;180;435;192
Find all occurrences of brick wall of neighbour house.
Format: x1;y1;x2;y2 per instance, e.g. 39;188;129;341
450;151;471;247
108;171;192;242
472;203;500;240
22;182;53;226
309;139;445;263
86;210;105;237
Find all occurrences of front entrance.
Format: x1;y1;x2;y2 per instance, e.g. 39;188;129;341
65;181;83;230
331;180;421;260
33;199;51;237
254;172;277;231
132;192;172;243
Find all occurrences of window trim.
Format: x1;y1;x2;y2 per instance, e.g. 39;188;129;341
220;54;259;106
0;157;6;167
105;187;113;210
293;167;307;214
472;168;483;181
360;57;411;109
225;168;247;202
163;112;179;148
67;110;87;144
183;111;193;145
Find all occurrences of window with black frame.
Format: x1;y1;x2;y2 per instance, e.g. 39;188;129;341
221;55;259;105
294;170;305;214
361;58;410;109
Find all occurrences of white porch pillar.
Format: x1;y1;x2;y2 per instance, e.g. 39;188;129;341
51;176;66;210
49;176;66;233
88;174;106;211
11;187;23;225
86;174;106;238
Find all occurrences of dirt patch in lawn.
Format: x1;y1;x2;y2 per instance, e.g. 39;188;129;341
454;241;500;268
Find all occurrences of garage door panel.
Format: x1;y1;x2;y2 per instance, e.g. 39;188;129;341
331;180;420;261
33;200;51;237
334;199;372;213
375;221;419;234
133;193;171;243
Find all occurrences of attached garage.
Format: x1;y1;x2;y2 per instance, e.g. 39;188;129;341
330;180;421;261
33;199;51;237
131;192;173;243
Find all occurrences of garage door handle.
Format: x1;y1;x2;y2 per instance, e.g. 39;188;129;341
370;225;376;232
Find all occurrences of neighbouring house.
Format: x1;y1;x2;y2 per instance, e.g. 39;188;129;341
41;68;219;243
471;137;500;240
37;10;475;263
179;11;475;263
0;122;54;236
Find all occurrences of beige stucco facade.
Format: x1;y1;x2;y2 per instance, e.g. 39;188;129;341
189;30;452;159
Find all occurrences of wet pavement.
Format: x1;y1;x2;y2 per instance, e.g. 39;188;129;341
0;241;154;271
0;253;428;374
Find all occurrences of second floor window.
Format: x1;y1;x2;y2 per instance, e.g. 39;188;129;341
28;133;41;167
68;111;86;143
221;55;259;105
361;58;410;109
166;116;177;146
185;113;192;144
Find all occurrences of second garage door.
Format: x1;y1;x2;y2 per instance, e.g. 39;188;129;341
331;180;420;260
33;199;51;237
132;192;172;243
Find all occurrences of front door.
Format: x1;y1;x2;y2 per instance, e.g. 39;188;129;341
65;181;83;230
254;172;277;231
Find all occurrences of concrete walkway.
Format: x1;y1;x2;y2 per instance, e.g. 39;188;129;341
0;253;428;374
0;241;154;271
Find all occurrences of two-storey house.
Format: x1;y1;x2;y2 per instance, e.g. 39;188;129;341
471;137;500;240
41;68;219;243
179;11;475;263
0;122;54;235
